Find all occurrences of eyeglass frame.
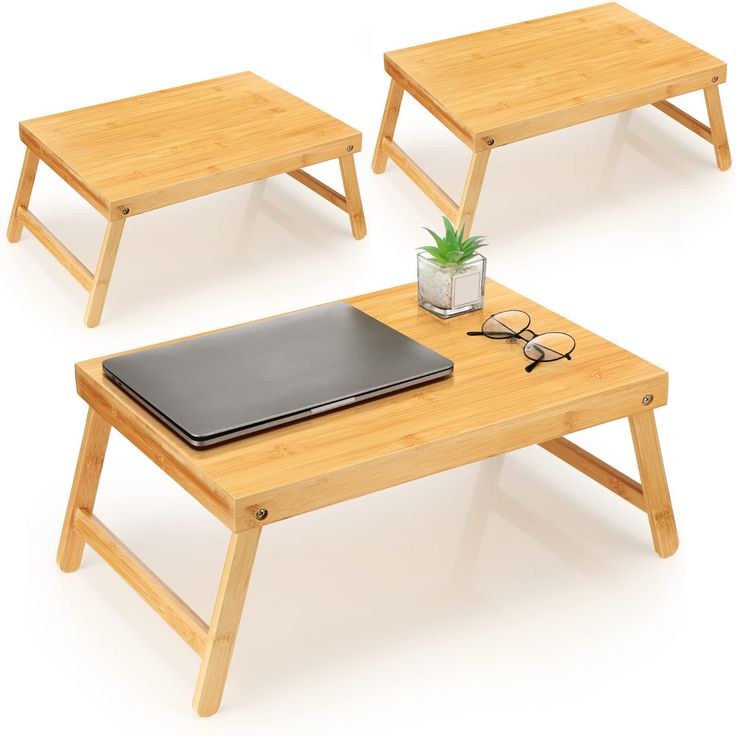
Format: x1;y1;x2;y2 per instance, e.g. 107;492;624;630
467;310;576;373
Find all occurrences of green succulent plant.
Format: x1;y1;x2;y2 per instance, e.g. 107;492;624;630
418;216;487;266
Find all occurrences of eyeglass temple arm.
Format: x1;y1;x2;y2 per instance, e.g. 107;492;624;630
467;331;526;338
525;353;573;373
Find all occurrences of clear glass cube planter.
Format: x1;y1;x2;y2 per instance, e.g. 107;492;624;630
417;252;486;318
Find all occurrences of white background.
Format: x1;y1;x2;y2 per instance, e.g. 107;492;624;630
1;0;734;733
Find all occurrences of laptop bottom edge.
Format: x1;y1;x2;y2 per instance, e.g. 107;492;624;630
103;366;453;449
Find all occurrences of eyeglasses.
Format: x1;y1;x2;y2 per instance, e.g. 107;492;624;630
467;310;576;373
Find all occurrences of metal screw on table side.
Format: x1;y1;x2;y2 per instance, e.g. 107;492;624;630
255;508;269;521
487;138;495;146
642;394;654;406
346;144;354;152
121;207;130;215
712;76;719;82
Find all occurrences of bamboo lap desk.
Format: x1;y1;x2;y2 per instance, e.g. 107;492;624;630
58;280;678;716
372;2;731;233
6;72;366;327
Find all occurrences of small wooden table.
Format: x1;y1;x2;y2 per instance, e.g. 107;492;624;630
7;72;366;327
58;280;678;715
373;2;730;233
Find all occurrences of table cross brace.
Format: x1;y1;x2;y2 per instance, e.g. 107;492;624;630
651;87;731;170
539;412;678;558
372;80;490;234
286;156;367;239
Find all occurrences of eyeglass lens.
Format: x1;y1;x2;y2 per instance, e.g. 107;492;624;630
482;310;531;337
524;332;576;362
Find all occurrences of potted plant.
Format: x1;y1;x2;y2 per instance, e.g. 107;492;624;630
417;217;488;318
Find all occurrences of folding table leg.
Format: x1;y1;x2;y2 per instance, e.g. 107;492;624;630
193;527;262;717
7;148;40;242
456;149;491;234
628;411;679;558
339;154;367;239
703;85;731;171
372;79;404;174
84;218;126;328
57;408;111;572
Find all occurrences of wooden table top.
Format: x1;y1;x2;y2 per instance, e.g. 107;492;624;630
384;3;726;149
19;72;361;218
76;281;667;531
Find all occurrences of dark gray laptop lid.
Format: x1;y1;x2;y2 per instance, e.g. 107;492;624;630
102;302;453;443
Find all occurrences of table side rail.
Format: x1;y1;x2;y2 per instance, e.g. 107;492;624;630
19;126;112;218
384;56;476;148
76;366;236;530
110;134;362;217
233;373;668;530
477;67;726;148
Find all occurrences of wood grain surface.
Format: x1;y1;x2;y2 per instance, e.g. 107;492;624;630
76;280;668;531
19;71;361;217
384;3;726;149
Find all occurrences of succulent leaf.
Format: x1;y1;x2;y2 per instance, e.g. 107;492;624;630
418;218;488;266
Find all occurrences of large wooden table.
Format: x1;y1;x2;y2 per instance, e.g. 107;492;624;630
58;280;678;715
7;72;366;327
373;2;730;233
